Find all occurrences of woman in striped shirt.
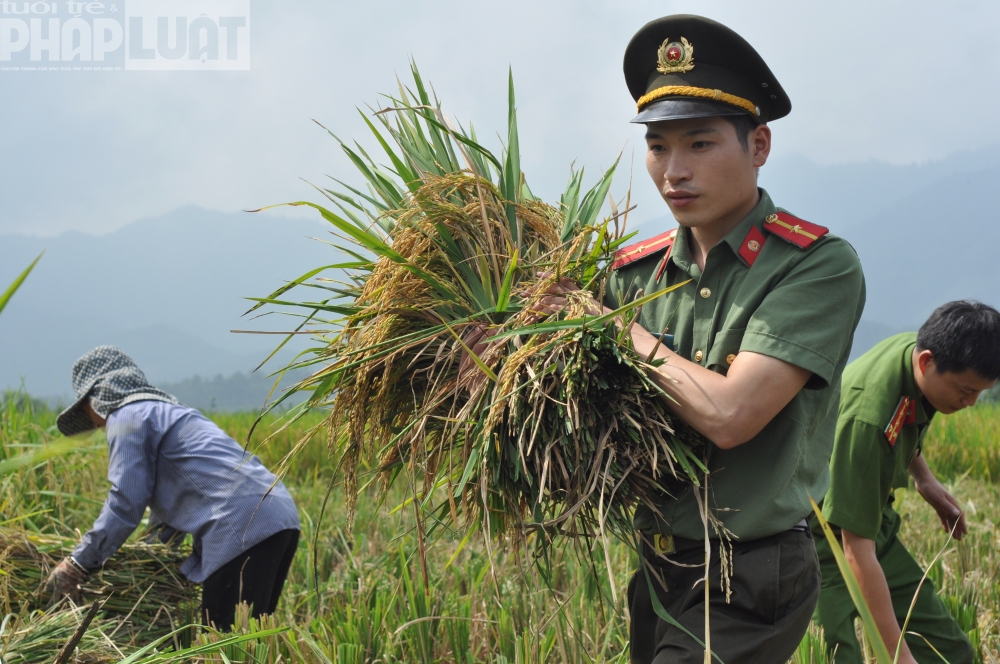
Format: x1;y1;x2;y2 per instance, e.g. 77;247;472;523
45;346;301;631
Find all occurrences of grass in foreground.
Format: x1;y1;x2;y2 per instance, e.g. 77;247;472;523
2;395;999;662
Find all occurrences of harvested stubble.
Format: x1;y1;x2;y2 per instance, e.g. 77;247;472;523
254;64;708;551
0;604;119;664
0;528;199;648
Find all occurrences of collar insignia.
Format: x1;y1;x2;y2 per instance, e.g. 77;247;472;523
612;228;677;271
738;226;767;266
654;230;678;280
884;396;916;446
657;37;695;74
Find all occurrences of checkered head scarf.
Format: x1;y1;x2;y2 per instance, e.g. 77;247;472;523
56;346;178;437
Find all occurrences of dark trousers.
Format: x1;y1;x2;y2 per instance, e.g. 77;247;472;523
200;529;299;630
628;529;820;664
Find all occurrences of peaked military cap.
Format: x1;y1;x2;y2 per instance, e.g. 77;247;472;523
624;15;791;124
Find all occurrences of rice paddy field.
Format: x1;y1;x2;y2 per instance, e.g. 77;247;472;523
1;394;998;663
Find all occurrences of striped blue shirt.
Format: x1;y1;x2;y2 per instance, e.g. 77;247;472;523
72;401;300;583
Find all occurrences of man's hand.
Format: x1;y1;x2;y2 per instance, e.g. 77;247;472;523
43;556;88;607
458;325;489;377
909;454;967;540
532;275;606;318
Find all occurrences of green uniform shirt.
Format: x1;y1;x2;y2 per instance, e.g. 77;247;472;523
607;189;866;541
821;332;936;541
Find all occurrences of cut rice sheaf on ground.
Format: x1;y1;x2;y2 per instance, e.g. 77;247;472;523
0;528;199;649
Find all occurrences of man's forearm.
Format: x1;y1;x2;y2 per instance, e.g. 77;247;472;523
627;321;810;449
842;530;916;663
907;452;967;539
908;452;934;485
634;329;743;445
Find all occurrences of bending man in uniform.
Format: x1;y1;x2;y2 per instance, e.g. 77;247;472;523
540;15;866;664
44;346;301;630
814;301;1000;664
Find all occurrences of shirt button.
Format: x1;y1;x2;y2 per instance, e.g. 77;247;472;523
699;287;712;298
726;353;737;365
694;349;704;362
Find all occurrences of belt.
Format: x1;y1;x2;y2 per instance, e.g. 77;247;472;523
649;519;811;557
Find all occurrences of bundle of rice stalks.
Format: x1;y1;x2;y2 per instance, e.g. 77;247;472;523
0;529;199;647
252;64;707;549
0;605;118;664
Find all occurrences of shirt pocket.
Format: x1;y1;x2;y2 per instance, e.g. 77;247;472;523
706;327;745;375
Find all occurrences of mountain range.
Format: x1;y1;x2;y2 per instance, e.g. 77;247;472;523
1;148;997;409
0;207;330;407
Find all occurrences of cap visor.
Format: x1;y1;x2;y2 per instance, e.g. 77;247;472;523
56;393;96;437
631;98;750;124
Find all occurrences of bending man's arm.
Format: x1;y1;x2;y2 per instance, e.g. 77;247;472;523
841;529;918;664
909;453;967;540
72;412;158;569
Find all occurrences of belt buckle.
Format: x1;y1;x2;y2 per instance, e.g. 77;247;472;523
653;533;676;555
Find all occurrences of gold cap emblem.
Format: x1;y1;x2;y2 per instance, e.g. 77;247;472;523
657;37;695;74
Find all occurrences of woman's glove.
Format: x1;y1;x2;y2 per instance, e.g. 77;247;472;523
43;556;89;607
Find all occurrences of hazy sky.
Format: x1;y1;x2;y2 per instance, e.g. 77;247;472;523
3;0;999;236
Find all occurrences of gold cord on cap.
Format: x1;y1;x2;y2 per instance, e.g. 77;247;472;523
637;85;759;116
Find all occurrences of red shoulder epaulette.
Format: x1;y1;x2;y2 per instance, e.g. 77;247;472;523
763;212;828;249
884;396;916;446
612;228;677;271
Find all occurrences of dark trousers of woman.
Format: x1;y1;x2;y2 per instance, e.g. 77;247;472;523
200;529;300;631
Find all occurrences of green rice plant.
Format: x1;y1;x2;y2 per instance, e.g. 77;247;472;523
186;607;288;663
940;592;982;664
0;439;84;479
392;543;442;664
114;625;289;664
443;595;473;664
896;480;1000;663
0;392;56;454
250;62;706;558
0;390;107;539
0;253;41;317
791;623;831;664
923;403;1000;483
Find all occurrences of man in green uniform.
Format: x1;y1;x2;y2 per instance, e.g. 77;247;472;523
814;301;1000;664
541;14;866;664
